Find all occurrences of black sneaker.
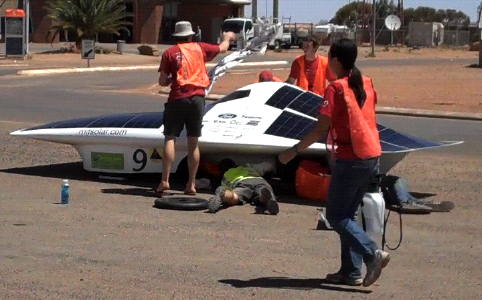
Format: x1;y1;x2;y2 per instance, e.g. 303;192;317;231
325;272;363;286
259;186;279;215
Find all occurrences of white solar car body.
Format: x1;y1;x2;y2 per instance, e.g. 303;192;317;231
10;82;460;175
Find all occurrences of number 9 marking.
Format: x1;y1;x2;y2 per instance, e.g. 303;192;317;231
133;149;147;171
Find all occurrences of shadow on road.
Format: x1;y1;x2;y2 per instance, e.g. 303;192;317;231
1;162;349;207
0;162;208;198
0;162;156;188
219;277;371;293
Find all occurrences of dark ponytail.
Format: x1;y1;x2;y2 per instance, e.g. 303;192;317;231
329;39;366;107
348;66;366;107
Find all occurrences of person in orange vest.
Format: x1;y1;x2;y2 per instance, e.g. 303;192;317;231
278;39;390;287
156;21;235;196
258;70;283;82
286;35;335;95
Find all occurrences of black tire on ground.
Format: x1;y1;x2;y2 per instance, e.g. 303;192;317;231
154;196;208;211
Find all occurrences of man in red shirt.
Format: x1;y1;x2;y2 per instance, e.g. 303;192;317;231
156;21;235;195
286;35;335;96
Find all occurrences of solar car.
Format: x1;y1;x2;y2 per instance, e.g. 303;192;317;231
10;82;461;175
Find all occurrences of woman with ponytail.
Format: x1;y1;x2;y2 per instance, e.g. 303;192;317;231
279;38;390;287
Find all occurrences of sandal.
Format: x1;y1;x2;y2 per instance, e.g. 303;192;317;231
184;190;197;196
153;184;172;197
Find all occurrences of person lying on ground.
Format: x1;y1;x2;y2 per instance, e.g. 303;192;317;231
207;160;279;215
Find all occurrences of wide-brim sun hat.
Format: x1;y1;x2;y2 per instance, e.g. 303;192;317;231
172;21;196;37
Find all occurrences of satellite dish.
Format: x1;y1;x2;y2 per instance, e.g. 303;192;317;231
385;15;401;31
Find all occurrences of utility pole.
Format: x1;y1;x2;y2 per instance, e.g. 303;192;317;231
371;0;376;57
24;0;29;56
273;0;279;23
398;0;404;45
478;8;482;67
252;0;257;20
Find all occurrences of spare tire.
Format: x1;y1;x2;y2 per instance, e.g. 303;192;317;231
154;196;208;211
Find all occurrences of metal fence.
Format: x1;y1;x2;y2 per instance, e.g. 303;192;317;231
443;30;470;46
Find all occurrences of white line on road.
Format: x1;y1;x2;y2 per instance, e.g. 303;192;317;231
17;61;289;76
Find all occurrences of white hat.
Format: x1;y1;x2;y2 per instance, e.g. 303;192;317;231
172;21;195;37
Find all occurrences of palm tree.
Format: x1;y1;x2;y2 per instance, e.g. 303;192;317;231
45;0;130;49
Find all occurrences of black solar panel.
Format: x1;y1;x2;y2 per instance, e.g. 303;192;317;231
123;112;165;128
87;113;139;128
265;111;320;141
265;115;448;152
27;117;97;130
26;112;164;130
265;85;303;109
380;141;407;152
379;125;440;149
287;92;322;118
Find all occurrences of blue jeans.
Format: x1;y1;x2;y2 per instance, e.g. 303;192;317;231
326;157;380;279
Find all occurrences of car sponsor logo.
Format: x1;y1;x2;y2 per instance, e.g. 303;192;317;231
242;115;261;119
78;129;127;136
218;113;237;119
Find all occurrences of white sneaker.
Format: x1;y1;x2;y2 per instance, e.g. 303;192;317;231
363;250;390;287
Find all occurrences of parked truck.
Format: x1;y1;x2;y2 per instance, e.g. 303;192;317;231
270;22;314;49
221;18;254;50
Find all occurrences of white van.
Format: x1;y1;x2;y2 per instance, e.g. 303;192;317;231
221;18;254;49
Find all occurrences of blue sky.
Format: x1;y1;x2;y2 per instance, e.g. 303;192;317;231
245;0;480;23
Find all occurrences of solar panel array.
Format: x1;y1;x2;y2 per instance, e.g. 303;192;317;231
266;86;304;109
377;124;442;152
287;92;322;119
265;111;321;141
26;112;164;130
264;85;451;153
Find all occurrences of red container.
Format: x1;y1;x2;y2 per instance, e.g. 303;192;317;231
295;160;331;202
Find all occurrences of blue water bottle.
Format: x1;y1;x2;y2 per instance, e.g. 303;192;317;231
61;179;70;204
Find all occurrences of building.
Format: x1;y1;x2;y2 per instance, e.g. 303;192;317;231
408;22;444;47
27;0;250;44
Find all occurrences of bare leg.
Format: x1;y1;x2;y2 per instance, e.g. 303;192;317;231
185;136;200;194
157;136;175;192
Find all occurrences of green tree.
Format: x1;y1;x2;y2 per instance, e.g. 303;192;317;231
330;1;372;27
403;6;470;27
45;0;130;48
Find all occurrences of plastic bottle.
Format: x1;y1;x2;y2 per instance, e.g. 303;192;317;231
61;179;70;204
357;191;385;248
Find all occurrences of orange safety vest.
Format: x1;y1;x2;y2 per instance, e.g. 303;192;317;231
294;55;328;95
177;42;210;88
334;76;381;159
